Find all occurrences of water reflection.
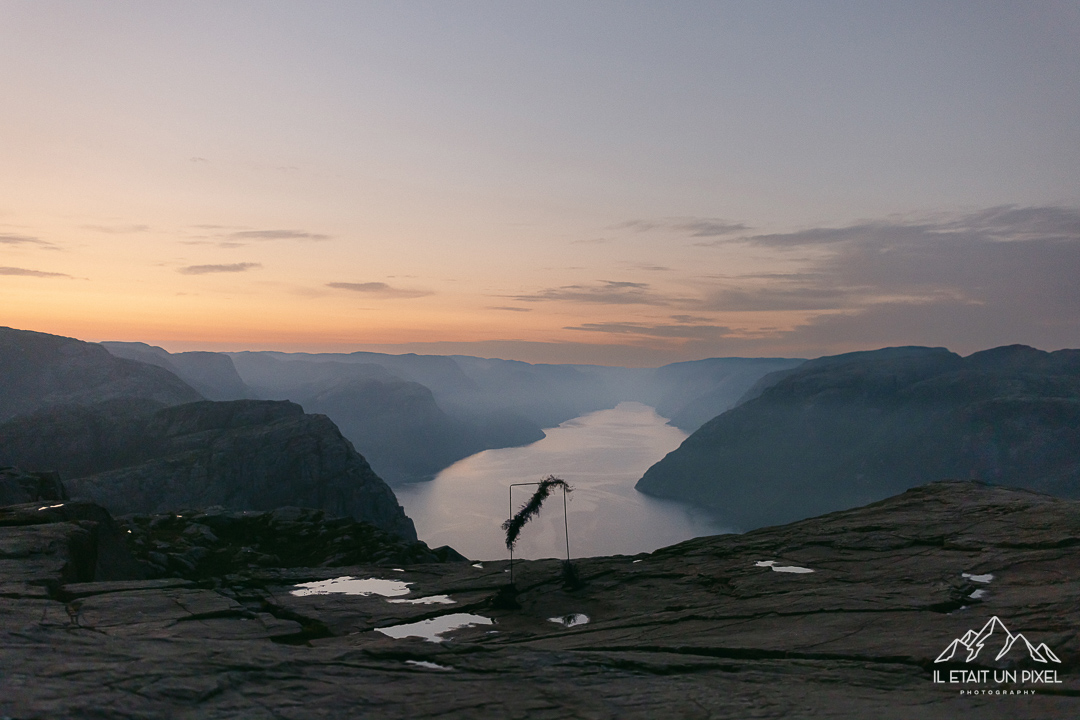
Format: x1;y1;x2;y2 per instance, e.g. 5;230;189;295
548;613;590;627
376;613;494;642
289;577;411;597
395;402;729;561
755;561;814;574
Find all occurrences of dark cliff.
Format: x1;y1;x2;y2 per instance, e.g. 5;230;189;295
637;344;1080;530
0;399;417;540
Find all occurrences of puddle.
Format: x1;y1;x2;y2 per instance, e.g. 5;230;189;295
472;563;484;569
290;577;411;597
548;613;590;627
388;595;455;605
392;568;405;572
755;560;814;574
969;589;988;599
962;573;993;583
405;660;452;671
632;560;643;564
37;504;65;511
375;613;494;642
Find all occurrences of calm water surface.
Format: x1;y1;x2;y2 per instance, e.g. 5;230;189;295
395;402;729;561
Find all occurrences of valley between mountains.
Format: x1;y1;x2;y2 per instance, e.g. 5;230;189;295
2;325;1079;718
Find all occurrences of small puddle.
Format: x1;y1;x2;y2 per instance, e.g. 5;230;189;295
962;573;993;583
755;560;814;574
290;577;411;597
405;660;452;671
37;504;65;511
376;613;494;642
388;595;455;605
969;589;988;599
548;613;590;627
472;563;484;569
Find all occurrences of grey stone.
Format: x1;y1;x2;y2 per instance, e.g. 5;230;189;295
2;481;1078;718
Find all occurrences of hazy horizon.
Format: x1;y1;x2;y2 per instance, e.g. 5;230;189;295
3;2;1079;365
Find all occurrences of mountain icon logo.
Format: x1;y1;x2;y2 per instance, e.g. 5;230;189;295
935;616;1061;664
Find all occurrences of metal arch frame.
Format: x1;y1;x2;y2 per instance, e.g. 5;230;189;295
507;481;571;585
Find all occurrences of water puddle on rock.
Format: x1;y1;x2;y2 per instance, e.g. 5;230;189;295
387;595;455;605
376;613;494;642
755;560;814;574
405;660;452;671
289;577;411;597
962;573;993;583
548;613;590;627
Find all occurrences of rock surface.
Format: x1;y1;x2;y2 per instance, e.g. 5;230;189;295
119;505;461;579
638;344;1080;530
2;480;1077;718
0;400;417;540
0;326;203;421
0;466;67;506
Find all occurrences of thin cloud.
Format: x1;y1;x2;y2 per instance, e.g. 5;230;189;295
695;205;1080;353
178;262;262;275
0;233;57;249
511;280;674;306
327;282;432;299
228;229;331;242
564;321;735;340
694;286;858;312
669;314;716;324
0;266;71;278
487;306;533;312
81;224;150;234
676;219;750;237
615;217;750;237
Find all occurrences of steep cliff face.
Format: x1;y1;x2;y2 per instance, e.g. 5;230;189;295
229;354;544;483
0;400;416;540
0;327;203;421
637;345;1080;530
102;342;253;401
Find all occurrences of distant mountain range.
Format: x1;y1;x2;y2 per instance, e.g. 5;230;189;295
0;327;201;421
637;344;1080;530
105;340;802;483
0;325;801;536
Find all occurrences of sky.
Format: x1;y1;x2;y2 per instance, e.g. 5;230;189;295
2;1;1079;366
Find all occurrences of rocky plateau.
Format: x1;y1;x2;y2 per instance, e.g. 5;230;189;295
1;479;1077;719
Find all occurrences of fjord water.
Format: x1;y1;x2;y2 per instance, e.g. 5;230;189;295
394;402;729;561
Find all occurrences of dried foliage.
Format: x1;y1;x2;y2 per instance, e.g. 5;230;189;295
502;476;572;551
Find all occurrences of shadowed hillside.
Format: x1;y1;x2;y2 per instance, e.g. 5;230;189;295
0;327;202;420
0;399;416;540
637;344;1080;530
